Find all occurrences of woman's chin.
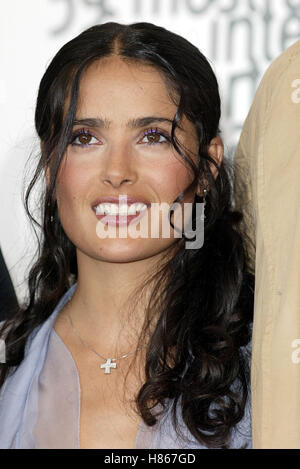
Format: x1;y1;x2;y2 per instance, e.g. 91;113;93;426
89;238;156;263
86;237;174;264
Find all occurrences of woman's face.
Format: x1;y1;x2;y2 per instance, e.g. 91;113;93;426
54;56;202;263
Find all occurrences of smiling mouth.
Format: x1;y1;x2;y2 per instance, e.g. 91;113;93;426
92;202;149;226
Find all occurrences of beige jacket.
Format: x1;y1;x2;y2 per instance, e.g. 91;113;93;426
234;40;300;449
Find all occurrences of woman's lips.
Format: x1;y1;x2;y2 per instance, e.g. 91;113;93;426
91;196;151;207
93;207;149;226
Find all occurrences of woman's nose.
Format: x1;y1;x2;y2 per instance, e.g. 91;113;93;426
100;143;138;188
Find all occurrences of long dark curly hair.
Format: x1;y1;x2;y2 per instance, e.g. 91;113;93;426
0;22;254;448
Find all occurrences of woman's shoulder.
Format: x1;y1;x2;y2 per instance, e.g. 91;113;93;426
26;283;78;349
0;284;78;362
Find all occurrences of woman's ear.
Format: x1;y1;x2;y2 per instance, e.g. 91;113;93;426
196;136;224;197
208;136;224;179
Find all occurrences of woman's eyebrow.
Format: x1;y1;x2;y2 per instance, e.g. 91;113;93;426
73;116;182;129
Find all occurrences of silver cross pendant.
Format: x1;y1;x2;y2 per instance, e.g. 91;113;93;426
100;358;117;374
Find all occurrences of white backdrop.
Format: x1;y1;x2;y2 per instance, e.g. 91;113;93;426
1;0;299;302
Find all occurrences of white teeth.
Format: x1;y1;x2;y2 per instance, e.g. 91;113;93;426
94;202;148;216
95;205;105;215
119;204;129;215
127;205;137;215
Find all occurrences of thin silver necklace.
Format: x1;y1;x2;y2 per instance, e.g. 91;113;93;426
66;300;143;374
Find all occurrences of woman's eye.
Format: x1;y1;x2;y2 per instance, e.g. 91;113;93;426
140;129;169;145
70;131;100;147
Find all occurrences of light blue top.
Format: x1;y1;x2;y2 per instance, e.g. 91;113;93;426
0;284;252;449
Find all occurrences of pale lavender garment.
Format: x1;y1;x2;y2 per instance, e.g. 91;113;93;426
0;284;251;449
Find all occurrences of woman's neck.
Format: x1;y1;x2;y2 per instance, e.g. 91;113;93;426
61;248;165;355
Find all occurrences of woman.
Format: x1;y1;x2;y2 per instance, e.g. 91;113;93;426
0;22;253;449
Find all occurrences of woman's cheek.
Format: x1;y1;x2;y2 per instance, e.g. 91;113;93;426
156;162;194;203
56;156;95;203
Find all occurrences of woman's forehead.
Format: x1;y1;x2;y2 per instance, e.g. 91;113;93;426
76;56;177;119
72;56;196;142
